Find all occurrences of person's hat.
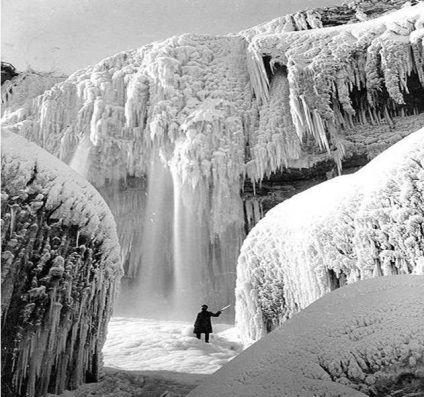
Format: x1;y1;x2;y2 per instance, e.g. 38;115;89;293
201;304;208;309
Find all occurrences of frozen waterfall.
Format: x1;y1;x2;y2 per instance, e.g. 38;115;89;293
2;3;424;325
113;148;242;321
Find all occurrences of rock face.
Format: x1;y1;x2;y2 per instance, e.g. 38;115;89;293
1;62;19;85
1;1;424;317
236;128;424;343
1;130;122;396
189;276;424;397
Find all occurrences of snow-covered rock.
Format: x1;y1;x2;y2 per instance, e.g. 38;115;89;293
1;129;122;396
236;127;424;343
190;275;424;397
2;69;66;116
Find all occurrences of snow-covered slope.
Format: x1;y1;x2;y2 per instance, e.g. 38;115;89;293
236;127;424;343
1;129;122;396
190;275;424;397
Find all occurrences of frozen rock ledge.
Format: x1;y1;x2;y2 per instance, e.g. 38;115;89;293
189;275;424;397
1;130;122;396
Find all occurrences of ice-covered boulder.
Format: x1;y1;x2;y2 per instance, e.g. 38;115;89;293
190;275;424;397
236;128;424;342
1;129;122;396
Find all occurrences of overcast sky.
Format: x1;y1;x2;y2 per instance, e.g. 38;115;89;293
2;0;343;74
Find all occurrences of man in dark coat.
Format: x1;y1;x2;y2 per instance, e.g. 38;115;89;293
193;304;221;343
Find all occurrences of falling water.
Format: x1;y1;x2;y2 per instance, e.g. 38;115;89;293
134;150;221;321
69;135;92;178
134;149;176;317
67;135;244;322
172;170;211;320
112;146;241;321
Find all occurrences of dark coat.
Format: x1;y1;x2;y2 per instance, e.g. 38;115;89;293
193;310;221;334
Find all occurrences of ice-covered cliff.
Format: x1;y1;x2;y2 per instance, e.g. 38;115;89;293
1;66;66;116
236;127;424;343
189;275;424;397
2;1;424;318
1;130;122;396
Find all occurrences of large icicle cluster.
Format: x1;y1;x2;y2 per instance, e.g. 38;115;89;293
190;276;424;397
245;68;302;182
1;130;121;396
236;128;424;343
1;34;253;261
247;3;424;171
1;35;254;232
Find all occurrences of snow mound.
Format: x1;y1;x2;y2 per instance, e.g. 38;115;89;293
189;275;424;397
236;127;424;342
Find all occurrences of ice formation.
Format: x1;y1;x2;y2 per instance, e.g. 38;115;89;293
2;2;424;318
1;130;122;396
246;2;424;173
1;69;66;116
236;128;424;343
189;275;424;397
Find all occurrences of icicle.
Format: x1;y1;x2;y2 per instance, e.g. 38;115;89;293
247;43;270;105
1;131;122;395
410;28;424;86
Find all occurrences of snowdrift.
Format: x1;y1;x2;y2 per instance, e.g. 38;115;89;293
190;275;424;397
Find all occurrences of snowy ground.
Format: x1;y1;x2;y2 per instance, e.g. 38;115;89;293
49;317;243;396
104;317;243;374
